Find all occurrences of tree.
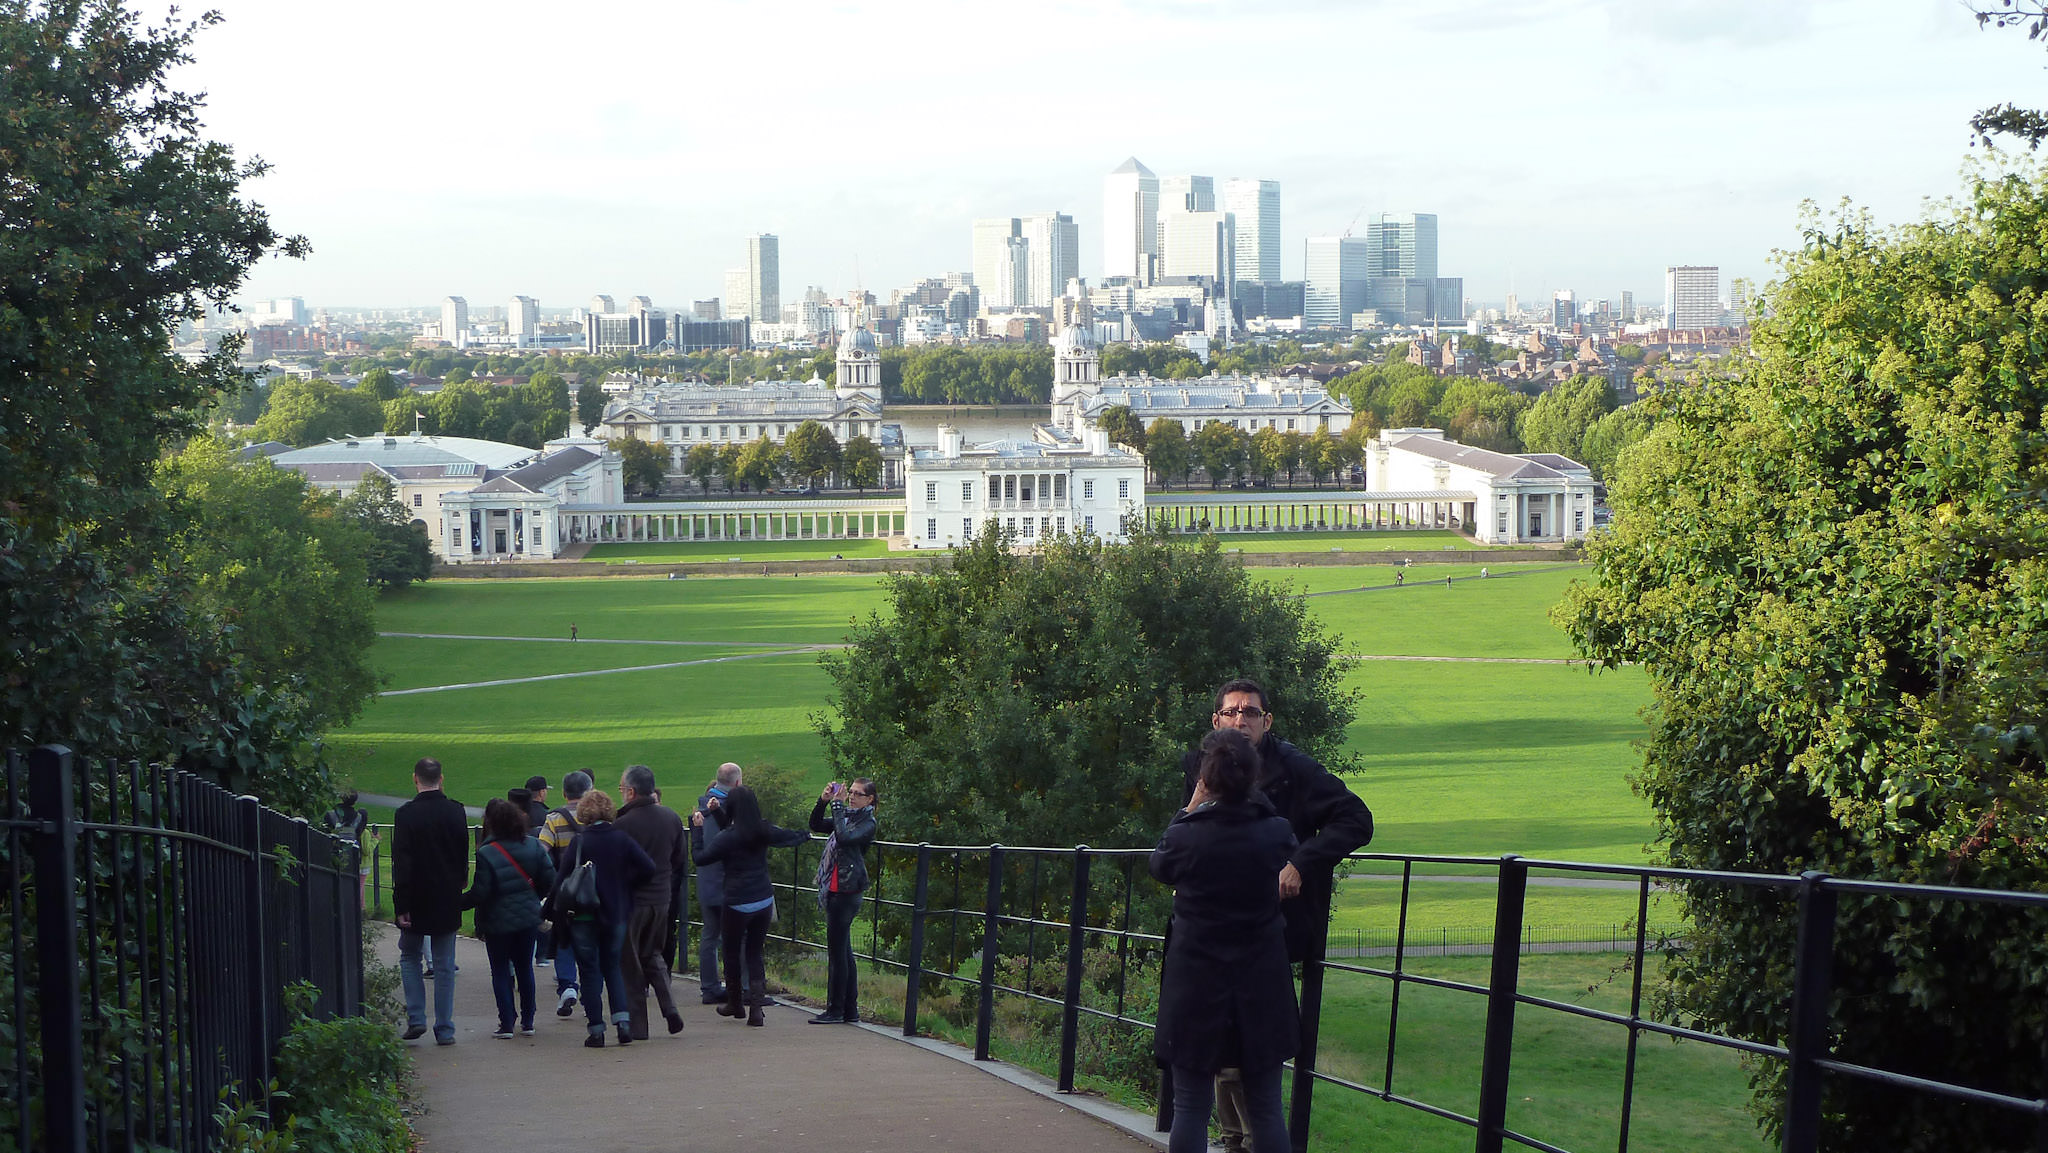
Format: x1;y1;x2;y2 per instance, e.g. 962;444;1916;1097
156;438;380;734
1557;174;2048;1151
254;377;385;446
336;472;433;589
816;526;1358;850
684;443;722;494
1249;426;1285;485
1302;428;1338;486
609;437;667;495
733;435;783;493
359;367;400;401
1575;404;1652;483
1192;421;1248;487
842;435;882;492
1517;375;1614;461
1143;419;1190;489
784;420;841;487
0;2;351;808
576;380;607;432
1970;3;2048;147
1277;430;1307;487
716;443;743;493
383;395;429;437
1097;404;1147;450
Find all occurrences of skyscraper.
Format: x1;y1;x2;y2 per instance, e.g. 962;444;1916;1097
1222;178;1281;283
1018;212;1078;308
508;296;538;344
1159;211;1235;288
1102;157;1159;282
722;269;749;318
972;218;1025;309
1620;290;1635;323
747;235;780;326
441;296;468;348
1664;266;1719;329
1553;290;1577;329
1304;237;1370;329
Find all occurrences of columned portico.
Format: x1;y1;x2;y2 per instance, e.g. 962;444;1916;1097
560;500;907;545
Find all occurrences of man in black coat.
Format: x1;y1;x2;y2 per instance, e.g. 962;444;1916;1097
615;764;686;1039
393;757;470;1045
1175;677;1374;1152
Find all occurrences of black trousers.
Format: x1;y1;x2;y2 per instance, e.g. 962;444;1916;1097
823;887;862;1017
720;904;772;1005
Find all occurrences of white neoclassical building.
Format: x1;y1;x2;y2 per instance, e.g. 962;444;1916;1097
905;424;1147;549
1047;323;1353;441
596;322;901;486
266;433;623;562
1365;427;1597;544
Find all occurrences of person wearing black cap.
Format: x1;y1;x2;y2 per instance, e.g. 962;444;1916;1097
523;776;551;832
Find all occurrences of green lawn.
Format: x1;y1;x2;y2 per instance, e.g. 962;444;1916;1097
372;574;892;645
584;537;901;563
1331;878;1685;945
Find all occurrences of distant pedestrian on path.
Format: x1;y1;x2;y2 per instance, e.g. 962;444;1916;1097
1394;570;1403;586
808;777;878;1024
1154;729;1298;1153
393;757;469;1045
692;786;808;1026
570;623;578;642
462;798;556;1039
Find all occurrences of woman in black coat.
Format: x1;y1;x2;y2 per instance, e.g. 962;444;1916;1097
691;786;808;1026
1150;728;1299;1153
564;789;655;1048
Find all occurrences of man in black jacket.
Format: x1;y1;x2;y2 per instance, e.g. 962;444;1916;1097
393;757;470;1045
615;764;687;1039
1176;678;1374;1153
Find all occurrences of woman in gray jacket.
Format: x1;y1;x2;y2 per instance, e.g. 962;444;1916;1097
462;798;558;1039
807;779;877;1024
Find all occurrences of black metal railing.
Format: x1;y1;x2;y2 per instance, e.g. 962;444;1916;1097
352;822;2048;1152
2;745;365;1153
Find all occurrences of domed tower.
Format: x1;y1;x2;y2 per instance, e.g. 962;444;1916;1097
835;312;881;398
1049;320;1102;432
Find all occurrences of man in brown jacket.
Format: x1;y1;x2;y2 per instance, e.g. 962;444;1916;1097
615;764;686;1039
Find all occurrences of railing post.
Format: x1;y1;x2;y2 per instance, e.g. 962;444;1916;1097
30;745;85;1153
1781;871;1837;1153
975;844;1004;1062
1288;867;1338;1153
293;817;315;1002
370;826;383;917
241;796;273;1089
902;844;932;1037
1474;855;1529;1153
1057;846;1091;1093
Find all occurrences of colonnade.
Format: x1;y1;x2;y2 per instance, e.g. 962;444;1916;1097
1149;497;1476;535
562;507;905;544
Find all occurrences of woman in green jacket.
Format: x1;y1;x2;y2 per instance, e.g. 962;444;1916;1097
463;798;558;1038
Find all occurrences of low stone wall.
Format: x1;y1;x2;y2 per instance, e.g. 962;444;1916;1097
433;546;1572;581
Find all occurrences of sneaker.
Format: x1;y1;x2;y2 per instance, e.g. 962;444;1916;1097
519;1025;535;1037
402;1024;427;1041
492;1027;515;1040
616;1024;633;1046
584;1032;604;1049
557;988;579;1017
537;957;551;968
422;965;434;978
435;1036;456;1046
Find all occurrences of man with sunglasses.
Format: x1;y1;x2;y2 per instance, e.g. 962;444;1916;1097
1175;677;1374;1153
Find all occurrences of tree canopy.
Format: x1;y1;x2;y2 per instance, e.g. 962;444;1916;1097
1558;169;2048;1150
817;526;1359;850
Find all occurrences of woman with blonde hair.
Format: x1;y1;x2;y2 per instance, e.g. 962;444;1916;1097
563;789;654;1048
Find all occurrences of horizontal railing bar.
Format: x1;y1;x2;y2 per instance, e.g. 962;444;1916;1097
1812;1058;2048;1114
1815;878;2048;908
1501;1126;1577;1153
1300;1067;1481;1128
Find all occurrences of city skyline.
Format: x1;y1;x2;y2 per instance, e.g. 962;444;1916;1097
141;0;2048;311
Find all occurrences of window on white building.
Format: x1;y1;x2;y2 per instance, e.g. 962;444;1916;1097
1024;517;1037;538
1497;513;1509;534
532;525;542;545
664;426;676;440
1118;479;1130;499
700;427;710;438
961;481;973;502
1083;479;1095;500
412;493;422;508
777;425;786;437
719;426;729;437
926;518;937;540
963;518;973;539
1084;515;1095;533
1574;511;1585;531
680;426;692;438
1056;516;1066;535
1287;419;1296;430
925;481;937;502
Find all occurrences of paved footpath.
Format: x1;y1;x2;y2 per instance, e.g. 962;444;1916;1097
379;931;1174;1153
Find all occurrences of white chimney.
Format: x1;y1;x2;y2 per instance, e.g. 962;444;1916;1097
937;424;963;457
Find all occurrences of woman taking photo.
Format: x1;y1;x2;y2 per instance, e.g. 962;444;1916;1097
462;798;557;1039
1150;728;1299;1153
691;786;808;1026
565;789;654;1048
808;778;878;1024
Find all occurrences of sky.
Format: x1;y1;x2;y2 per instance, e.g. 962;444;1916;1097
138;0;2048;313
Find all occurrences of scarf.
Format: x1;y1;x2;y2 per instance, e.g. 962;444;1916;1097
813;821;839;910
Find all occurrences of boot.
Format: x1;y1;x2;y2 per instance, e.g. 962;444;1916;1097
747;998;765;1027
717;987;744;1019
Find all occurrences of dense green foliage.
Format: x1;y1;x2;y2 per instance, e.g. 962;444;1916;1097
609;436;667;494
337;473;433;590
255;378;383;445
1559;170;2048;1149
816;527;1358;849
272;985;411;1153
0;2;356;806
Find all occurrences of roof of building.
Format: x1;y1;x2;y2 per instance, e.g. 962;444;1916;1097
909;437;1141;467
1388;434;1589;482
270;433;537;472
1110;156;1153;177
1076;375;1349;415
503;446;600;491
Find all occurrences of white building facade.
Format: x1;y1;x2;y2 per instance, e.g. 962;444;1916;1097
1365;428;1597;544
906;425;1146;549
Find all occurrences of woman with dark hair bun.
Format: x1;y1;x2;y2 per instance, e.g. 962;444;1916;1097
1150;727;1299;1153
691;785;809;1026
462;797;557;1039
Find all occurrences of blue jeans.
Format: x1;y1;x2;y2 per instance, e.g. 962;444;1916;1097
552;924;579;992
823;888;862;1017
1170;1063;1287;1153
569;917;630;1031
697;895;726;994
483;930;537;1031
398;929;458;1042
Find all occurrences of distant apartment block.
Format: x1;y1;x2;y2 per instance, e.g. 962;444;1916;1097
1665;265;1720;329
